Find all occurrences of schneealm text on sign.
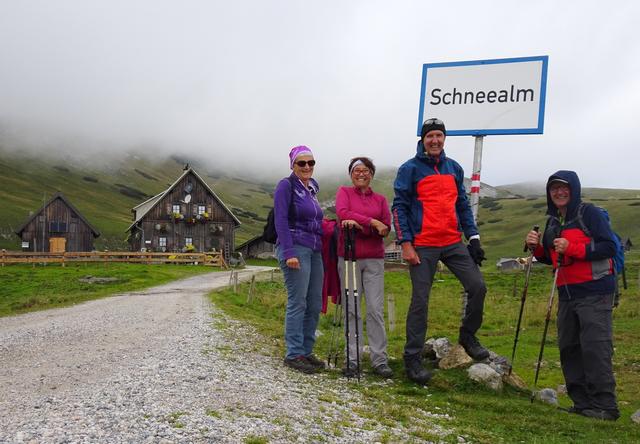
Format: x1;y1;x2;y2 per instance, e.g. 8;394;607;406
417;56;549;136
430;84;535;106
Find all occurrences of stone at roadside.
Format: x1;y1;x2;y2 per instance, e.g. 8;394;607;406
536;388;558;405
432;337;451;358
487;351;510;375
502;371;528;390
422;341;439;366
78;276;119;284
631;409;640;424
557;384;567;395
467;363;503;391
439;344;473;370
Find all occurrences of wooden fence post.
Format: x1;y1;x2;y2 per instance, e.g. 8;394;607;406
387;293;396;333
233;271;238;294
246;275;256;303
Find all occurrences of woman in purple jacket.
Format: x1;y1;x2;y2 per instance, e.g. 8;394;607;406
274;145;324;374
336;157;393;378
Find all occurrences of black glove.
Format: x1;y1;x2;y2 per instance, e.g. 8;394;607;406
467;238;486;266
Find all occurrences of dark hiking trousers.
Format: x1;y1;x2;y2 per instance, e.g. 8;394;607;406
404;242;487;362
557;292;619;413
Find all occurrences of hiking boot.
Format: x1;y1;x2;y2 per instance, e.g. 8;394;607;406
405;359;432;385
558;406;585;415
304;354;326;370
581;409;619;421
342;362;359;378
373;363;393;378
459;329;490;361
284;356;316;374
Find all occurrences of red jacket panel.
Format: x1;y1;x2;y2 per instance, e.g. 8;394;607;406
414;174;462;247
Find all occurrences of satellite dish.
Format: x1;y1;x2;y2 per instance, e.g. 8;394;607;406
184;194;192;203
185;183;193;193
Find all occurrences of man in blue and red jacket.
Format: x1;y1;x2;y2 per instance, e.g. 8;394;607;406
525;170;619;421
392;118;489;385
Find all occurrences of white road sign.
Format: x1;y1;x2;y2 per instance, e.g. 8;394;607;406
417;56;549;136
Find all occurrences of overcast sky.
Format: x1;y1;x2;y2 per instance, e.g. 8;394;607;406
1;0;639;188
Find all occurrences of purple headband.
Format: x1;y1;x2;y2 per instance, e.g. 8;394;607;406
289;145;313;169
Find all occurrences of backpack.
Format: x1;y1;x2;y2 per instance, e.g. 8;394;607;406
575;202;625;275
262;176;295;244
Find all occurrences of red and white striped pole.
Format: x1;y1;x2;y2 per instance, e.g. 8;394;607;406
470;136;484;224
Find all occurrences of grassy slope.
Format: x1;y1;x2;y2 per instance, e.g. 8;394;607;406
0;263;215;317
2;149;639;265
211;263;640;443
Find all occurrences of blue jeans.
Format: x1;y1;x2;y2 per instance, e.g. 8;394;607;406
277;245;324;359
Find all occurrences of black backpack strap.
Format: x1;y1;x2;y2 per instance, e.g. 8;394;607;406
573;202;592;238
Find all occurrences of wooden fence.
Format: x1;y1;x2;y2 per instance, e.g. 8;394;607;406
0;250;226;268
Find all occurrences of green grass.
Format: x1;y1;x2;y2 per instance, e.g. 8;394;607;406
210;260;640;443
0;263;215;317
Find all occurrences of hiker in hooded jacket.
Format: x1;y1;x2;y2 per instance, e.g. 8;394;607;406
525;170;620;421
275;145;325;374
392;118;489;385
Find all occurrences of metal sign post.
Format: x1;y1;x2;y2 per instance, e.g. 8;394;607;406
470;136;484;224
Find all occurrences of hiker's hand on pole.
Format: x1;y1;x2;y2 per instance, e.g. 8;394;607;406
401;242;420;265
525;230;541;250
370;219;389;237
553;238;569;255
341;219;362;230
286;257;300;269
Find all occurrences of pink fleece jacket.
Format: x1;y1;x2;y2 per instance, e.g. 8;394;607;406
335;186;391;259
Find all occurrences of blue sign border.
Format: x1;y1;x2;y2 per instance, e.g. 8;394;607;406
417;55;549;136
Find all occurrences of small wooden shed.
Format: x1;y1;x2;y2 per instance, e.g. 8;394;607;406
15;193;100;252
235;235;275;259
127;167;240;261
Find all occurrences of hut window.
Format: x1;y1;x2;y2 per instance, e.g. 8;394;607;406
159;237;167;247
185;237;193;246
198;205;206;215
49;221;67;232
172;204;181;214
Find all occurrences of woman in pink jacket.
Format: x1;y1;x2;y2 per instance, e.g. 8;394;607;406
336;157;393;378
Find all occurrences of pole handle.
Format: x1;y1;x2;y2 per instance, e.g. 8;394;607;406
523;224;540;253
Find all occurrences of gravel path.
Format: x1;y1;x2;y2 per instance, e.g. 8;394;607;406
0;266;451;443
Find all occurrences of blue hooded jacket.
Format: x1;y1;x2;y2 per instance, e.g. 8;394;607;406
537;170;616;299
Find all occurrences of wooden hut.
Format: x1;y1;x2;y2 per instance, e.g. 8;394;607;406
127;167;240;260
235;235;275;259
15;193;100;252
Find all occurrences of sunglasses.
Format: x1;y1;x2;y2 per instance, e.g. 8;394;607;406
423;118;444;125
295;160;316;167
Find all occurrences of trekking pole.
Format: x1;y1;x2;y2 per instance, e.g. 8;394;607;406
343;226;351;376
531;253;562;402
509;225;539;376
350;226;361;382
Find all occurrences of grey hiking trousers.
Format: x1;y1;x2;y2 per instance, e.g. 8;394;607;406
404;242;486;362
557;292;619;413
338;257;388;367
